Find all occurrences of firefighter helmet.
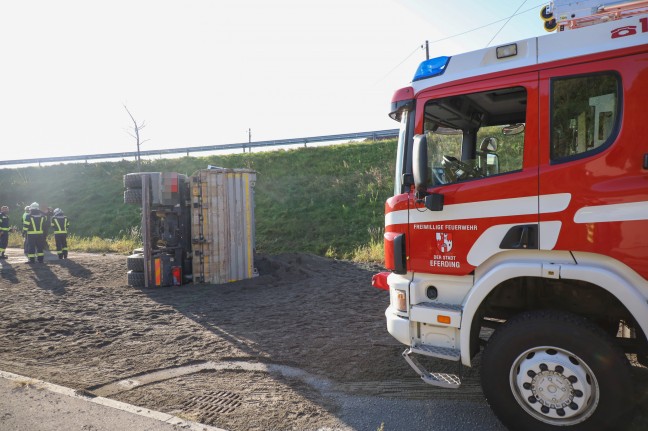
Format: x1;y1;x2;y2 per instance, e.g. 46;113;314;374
29;202;40;210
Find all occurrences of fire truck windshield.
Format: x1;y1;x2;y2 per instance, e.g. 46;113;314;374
422;86;527;186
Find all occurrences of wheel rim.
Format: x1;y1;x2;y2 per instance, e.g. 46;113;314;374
510;346;599;426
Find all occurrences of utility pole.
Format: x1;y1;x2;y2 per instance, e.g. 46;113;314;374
246;128;251;153
425;40;429;60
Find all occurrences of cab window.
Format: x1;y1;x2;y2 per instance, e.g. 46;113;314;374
423;86;526;186
550;73;619;160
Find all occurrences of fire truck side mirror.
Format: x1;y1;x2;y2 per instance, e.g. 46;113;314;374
424;193;444;211
412;134;430;197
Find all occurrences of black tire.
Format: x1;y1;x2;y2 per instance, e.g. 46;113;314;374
127;254;145;272
636;351;648;368
123;189;143;205
127;270;145;287
481;310;634;431
123;172;157;189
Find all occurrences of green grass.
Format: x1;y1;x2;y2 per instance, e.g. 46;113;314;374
0;139;395;263
7;230;141;255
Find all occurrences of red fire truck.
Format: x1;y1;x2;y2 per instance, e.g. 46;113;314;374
374;1;648;429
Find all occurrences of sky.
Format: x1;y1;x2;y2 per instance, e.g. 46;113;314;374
0;0;550;161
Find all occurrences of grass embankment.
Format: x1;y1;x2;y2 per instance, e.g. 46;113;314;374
0;139;396;263
6;231;141;255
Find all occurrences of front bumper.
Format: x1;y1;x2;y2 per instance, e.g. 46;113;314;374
385;305;411;345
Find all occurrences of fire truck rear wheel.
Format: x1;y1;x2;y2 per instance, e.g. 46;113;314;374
481;310;634;431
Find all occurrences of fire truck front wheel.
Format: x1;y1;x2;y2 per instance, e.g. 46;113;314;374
481;310;634;431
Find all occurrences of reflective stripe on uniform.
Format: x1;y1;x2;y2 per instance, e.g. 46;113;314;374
52;217;68;234
0;214;9;231
24;216;44;234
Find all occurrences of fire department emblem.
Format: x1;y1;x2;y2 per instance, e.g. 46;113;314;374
436;232;453;253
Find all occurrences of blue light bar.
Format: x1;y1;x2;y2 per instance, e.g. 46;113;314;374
413;56;451;82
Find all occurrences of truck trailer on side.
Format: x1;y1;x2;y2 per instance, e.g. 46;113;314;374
123;168;257;288
373;1;648;430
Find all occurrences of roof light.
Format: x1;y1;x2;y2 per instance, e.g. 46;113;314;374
496;43;518;59
413;56;451;82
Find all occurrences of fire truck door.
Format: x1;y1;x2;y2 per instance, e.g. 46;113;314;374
539;53;648;279
407;72;540;276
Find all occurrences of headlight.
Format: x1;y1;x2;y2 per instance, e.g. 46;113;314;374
392;289;407;312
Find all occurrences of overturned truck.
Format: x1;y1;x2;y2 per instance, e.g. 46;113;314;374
123;168;257;287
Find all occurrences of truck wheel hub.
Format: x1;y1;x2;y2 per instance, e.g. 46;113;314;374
531;370;573;408
511;347;599;424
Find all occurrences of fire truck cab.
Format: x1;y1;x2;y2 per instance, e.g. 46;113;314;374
377;2;648;430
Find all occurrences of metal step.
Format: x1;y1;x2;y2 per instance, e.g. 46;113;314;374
402;348;461;389
411;343;460;361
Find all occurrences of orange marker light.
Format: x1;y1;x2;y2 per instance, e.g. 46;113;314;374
437;315;451;325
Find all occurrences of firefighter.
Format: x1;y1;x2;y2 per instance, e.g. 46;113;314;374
23;202;46;263
22;205;30;257
0;205;9;259
51;208;69;259
42;207;53;250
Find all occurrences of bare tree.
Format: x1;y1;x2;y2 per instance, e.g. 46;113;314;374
123;105;150;172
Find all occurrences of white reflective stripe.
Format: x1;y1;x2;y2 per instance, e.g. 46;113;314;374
385;211;404;227
385;193;571;227
466;221;562;266
539;193;571;212
574;201;648;223
538;221;562;250
385;210;405;227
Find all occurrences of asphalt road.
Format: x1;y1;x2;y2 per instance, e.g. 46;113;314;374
0;371;224;431
0;369;506;431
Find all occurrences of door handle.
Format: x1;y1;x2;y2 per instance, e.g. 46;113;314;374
500;224;538;249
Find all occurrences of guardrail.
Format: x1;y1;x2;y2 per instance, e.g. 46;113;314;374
0;129;399;167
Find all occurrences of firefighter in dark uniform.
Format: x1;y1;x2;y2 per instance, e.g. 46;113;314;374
23;202;46;263
42;207;53;250
51;208;69;259
0;205;9;259
22;205;30;256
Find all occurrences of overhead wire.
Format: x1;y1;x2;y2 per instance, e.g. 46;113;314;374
486;0;530;47
374;2;547;86
426;2;546;46
373;45;424;86
374;0;547;85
